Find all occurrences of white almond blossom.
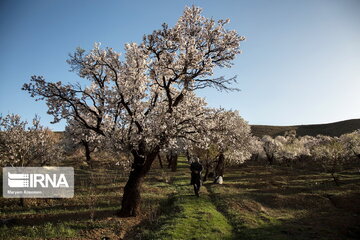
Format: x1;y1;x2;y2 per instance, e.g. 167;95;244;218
0;114;62;167
311;135;350;185
340;130;360;160
22;6;245;217
191;109;253;181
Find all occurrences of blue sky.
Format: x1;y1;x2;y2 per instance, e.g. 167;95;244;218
0;0;359;130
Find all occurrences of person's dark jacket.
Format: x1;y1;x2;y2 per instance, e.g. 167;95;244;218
190;162;203;185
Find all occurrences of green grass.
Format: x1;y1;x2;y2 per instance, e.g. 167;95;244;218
0;222;77;239
1;157;360;239
207;165;360;240
139;158;234;240
144;196;234;240
0;164;175;239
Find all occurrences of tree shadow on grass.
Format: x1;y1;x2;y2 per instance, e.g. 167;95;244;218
229;209;360;240
208;187;360;240
0;208;120;227
123;194;178;240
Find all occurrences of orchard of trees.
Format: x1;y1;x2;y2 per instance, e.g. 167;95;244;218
258;130;360;184
1;6;359;218
0;114;62;167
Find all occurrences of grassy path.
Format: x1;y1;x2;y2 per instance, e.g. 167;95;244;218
140;158;235;240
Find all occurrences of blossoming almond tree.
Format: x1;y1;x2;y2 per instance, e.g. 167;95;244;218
187;110;253;182
248;136;264;162
63;118;104;168
261;135;282;165
311;135;350;186
190;144;218;181
207;109;253;181
22;6;245;216
274;133;310;165
0;114;62;167
340;130;360;160
260;133;318;166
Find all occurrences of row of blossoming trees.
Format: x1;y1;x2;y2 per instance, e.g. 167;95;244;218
257;130;360;184
0;114;62;167
1;112;359;193
1;6;359;217
0;114;118;168
186;124;360;187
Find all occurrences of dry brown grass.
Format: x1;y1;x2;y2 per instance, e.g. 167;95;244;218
208;165;360;240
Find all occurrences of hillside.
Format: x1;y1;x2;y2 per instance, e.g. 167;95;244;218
251;119;360;138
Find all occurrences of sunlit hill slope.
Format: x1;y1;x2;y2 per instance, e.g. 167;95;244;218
251;119;360;138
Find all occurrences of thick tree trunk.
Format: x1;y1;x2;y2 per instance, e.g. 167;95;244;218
82;140;93;168
331;172;340;186
203;167;209;182
118;146;159;217
215;153;225;178
166;153;172;169
166;151;178;171
186;150;191;162
157;153;163;169
170;153;178;172
265;152;274;165
118;165;144;217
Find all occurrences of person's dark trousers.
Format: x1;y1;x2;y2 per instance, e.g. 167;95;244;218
192;174;201;197
193;183;200;197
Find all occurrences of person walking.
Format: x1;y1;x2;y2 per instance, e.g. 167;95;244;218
190;157;203;197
